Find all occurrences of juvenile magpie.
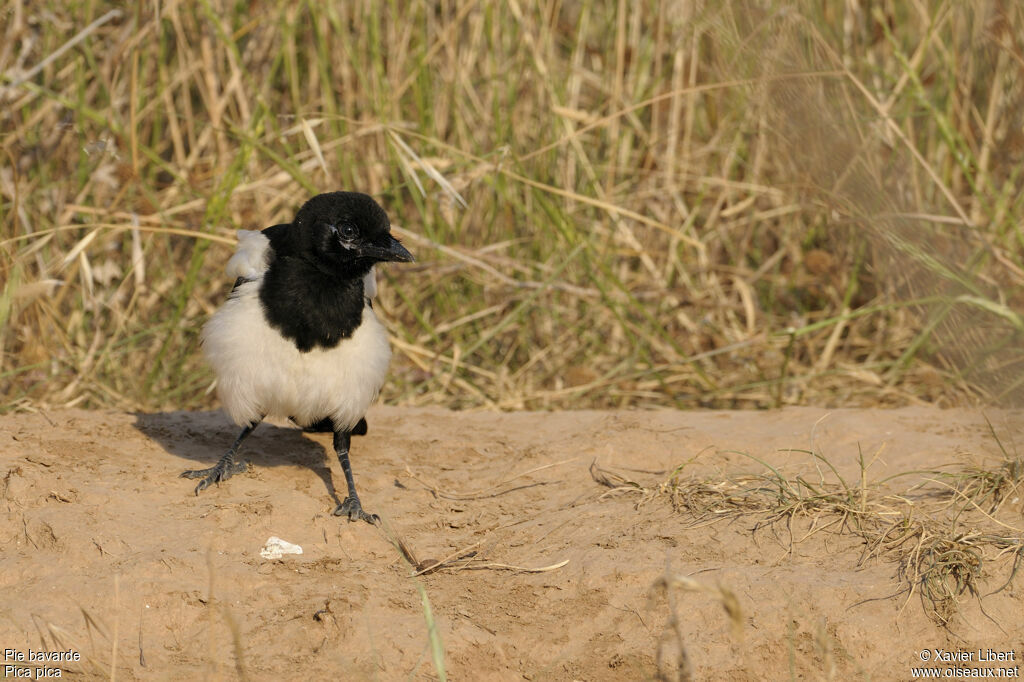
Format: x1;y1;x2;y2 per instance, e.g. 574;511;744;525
181;192;414;524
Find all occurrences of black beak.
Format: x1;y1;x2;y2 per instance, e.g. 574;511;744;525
362;234;414;263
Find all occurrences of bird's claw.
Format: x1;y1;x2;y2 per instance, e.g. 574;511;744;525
333;496;379;525
180;459;248;495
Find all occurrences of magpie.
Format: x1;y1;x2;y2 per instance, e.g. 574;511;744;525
181;192;414;524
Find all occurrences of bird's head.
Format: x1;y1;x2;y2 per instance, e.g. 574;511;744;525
291;192;414;275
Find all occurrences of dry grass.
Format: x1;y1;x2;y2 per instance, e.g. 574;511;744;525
592;438;1024;628
650;571;743;682
2;1;1023;413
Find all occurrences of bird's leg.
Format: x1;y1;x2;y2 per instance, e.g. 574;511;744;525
332;429;379;524
180;420;260;495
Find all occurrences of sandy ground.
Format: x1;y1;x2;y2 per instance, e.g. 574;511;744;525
2;406;1023;680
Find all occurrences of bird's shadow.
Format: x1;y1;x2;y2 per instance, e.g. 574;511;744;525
134;410;342;507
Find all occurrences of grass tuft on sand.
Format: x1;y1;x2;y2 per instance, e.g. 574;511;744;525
592;430;1024;628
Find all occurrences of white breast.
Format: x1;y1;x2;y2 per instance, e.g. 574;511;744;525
202;231;390;430
363;268;378;299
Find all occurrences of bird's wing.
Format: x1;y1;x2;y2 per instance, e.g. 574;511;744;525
225;230;271;282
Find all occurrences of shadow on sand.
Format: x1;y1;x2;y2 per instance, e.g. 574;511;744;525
132;410;350;507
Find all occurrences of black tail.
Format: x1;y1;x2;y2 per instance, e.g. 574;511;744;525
301;416;368;436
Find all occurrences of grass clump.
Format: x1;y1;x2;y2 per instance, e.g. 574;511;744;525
592;439;1024;628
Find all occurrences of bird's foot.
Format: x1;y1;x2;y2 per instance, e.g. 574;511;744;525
333;496;379;525
180;456;248;495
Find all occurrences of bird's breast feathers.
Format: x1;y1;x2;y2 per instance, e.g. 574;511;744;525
202;230;390;429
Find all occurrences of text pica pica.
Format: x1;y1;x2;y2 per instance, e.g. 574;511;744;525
181;192;413;523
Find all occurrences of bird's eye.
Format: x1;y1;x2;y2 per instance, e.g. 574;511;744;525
339;224;358;240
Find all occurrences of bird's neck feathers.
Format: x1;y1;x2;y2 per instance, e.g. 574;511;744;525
258;242;370;353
